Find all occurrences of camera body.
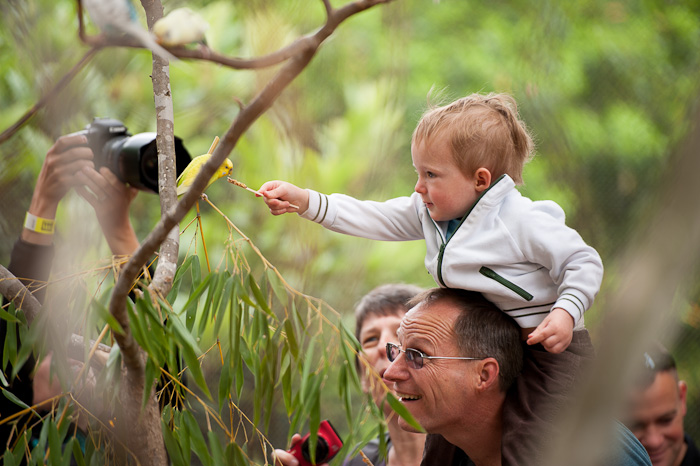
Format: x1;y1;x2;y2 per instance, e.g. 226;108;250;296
288;420;343;466
75;117;192;193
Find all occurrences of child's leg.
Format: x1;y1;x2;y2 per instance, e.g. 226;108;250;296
501;330;595;466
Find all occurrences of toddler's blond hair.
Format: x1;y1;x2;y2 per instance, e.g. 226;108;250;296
412;92;534;185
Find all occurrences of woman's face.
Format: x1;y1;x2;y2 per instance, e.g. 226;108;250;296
358;313;405;410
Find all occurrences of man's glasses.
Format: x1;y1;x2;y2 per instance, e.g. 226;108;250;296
386;342;485;370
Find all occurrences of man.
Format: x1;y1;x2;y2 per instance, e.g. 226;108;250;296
624;344;700;466
383;287;652;466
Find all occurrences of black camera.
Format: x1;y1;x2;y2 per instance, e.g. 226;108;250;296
74;117;192;193
287;420;343;466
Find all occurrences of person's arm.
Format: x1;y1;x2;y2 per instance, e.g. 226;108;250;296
259;181;426;242
9;134;95;299
74;166;139;256
21;134;95;246
512;200;603;352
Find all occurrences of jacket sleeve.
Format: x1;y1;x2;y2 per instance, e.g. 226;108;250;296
509;200;604;324
300;190;425;241
8;238;56;304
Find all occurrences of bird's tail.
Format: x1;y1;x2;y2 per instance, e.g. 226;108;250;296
122;23;178;62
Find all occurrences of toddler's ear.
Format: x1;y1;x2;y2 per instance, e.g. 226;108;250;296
474;168;492;191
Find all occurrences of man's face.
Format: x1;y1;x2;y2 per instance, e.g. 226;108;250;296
383;300;482;435
624;371;688;466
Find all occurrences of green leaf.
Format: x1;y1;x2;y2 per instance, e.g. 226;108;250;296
143;358;158;411
248;274;273;317
182;273;212;332
265;268;288;305
212;275;235;337
91;294;125;336
168;255;196;303
183;411;211;466
385;392;425;432
3;449;17;466
162;417;187;466
0;307;20;324
208;430;225;465
283;318;299;359
198;272;224;336
217;355;232;413
71;439;87;466
47;420;63;466
169;312;210;400
1;387;31;411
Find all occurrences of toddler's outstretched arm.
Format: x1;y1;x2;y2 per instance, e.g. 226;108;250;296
259;180;310;215
526;308;574;353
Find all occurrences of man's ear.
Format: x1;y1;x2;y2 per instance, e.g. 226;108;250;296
679;380;688;416
476;358;500;391
474;168;492;192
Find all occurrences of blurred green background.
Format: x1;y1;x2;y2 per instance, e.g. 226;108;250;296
1;0;699;453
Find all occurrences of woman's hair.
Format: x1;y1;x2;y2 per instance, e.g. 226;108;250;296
412;92;534;185
354;283;425;371
354;283;425;341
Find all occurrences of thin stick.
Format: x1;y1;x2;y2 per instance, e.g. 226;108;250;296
227;177;299;209
207;136;220;154
196;201;211;273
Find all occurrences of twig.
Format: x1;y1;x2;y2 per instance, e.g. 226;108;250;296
0;47;100;144
195;201;211;273
207;136;220;155
227;177;299;209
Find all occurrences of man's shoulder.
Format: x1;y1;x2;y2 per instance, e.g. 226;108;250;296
681;434;700;466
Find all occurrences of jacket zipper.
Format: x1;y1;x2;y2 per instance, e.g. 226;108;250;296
433;175;508;287
479;266;534;301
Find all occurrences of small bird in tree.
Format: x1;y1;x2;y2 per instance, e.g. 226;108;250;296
153;7;209;47
83;0;176;61
176;155;233;197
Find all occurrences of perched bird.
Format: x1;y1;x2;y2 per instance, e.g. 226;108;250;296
176;154;233;197
83;0;176;61
153;7;209;47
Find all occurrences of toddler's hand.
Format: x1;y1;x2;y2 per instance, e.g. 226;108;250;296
259;180;309;215
526;308;574;353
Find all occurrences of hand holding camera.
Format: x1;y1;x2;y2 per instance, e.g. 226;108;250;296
73;117;191;193
286;420;343;466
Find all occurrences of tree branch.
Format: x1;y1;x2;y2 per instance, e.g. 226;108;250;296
0;47;99;144
0;265;111;371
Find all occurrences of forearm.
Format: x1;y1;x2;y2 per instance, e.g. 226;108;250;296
100;215;140;256
301;190;425;240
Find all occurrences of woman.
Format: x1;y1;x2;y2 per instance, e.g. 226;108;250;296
275;284;426;466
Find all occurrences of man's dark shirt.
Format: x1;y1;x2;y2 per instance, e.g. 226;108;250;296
681;434;700;466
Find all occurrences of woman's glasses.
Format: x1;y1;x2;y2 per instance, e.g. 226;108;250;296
386;342;485;370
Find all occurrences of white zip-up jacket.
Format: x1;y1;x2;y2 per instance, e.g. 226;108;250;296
300;175;603;328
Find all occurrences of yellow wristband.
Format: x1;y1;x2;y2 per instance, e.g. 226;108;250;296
24;212;55;235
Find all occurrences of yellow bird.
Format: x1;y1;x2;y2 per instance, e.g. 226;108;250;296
176;154;233;197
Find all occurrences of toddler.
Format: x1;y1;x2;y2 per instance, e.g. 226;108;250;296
260;92;604;464
260;92;603;354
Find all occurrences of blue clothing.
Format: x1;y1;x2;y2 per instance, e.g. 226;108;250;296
612;420;652;466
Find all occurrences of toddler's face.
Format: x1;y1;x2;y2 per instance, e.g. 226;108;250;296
412;136;480;222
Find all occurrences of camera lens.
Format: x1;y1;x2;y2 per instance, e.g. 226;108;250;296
301;437;329;463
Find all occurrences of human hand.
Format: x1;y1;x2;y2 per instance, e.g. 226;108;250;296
526;308;574;353
259;180;309;215
273;434;332;466
28;134;95;220
75;167;140;255
273;434;302;466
